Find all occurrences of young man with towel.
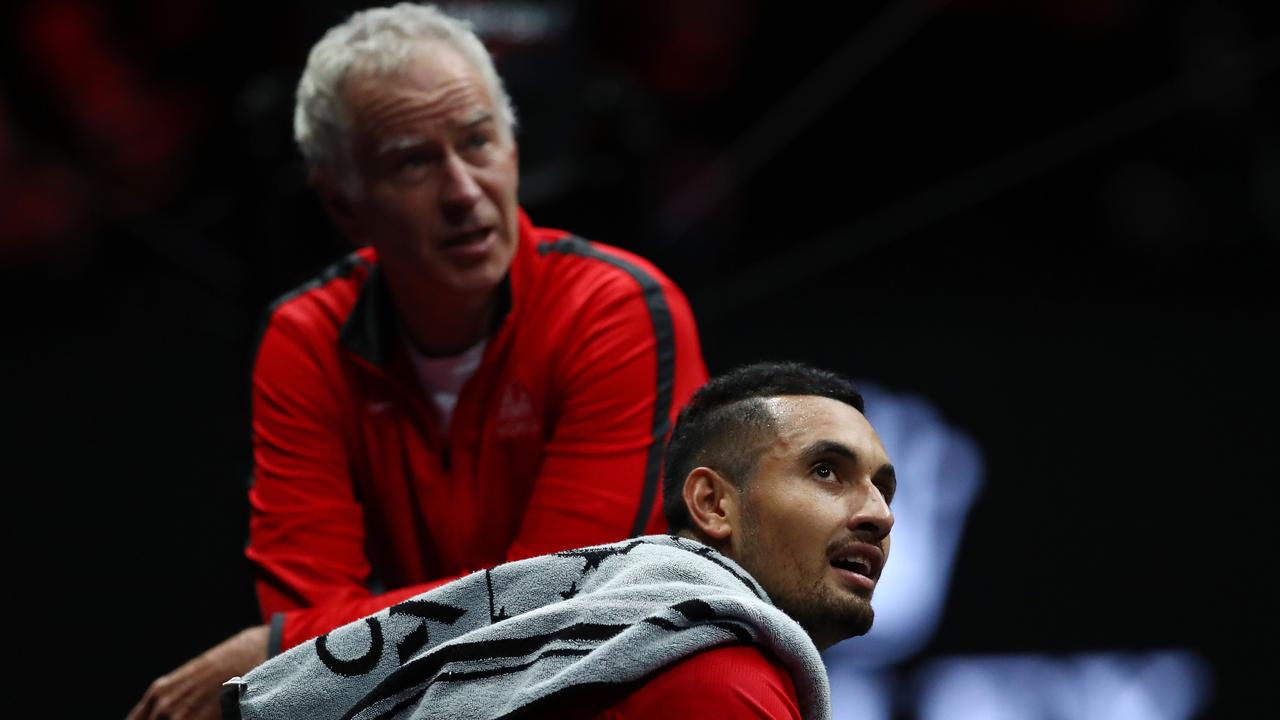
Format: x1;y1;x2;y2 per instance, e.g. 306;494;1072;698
224;362;896;719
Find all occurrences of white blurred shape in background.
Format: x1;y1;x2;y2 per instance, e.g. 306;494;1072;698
913;652;1213;720
821;384;1211;719
826;382;985;669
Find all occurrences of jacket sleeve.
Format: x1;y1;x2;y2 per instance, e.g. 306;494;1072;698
502;264;707;561
246;306;450;652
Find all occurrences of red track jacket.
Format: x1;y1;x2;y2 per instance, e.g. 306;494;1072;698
247;211;707;652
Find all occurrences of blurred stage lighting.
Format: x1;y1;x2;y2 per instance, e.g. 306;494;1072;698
826;382;986;668
823;384;1211;720
913;651;1212;720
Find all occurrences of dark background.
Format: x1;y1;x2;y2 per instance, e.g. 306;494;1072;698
3;0;1276;716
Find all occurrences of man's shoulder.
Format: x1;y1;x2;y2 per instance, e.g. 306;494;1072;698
261;248;376;338
594;644;802;719
639;644;799;699
524;228;681;300
516;228;694;348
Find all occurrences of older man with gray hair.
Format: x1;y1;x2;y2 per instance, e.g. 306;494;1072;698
129;4;705;718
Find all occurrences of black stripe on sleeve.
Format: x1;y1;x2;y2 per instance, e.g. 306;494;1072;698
246;253;374;657
537;237;676;537
252;251;372;358
267;612;286;658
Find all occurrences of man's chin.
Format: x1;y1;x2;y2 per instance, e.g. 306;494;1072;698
434;256;510;295
830;594;875;639
782;595;875;648
842;605;875;639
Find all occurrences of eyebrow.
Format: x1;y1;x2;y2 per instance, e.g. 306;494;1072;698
798;440;897;499
374;113;496;157
376;136;427;157
464;112;495;129
797;440;860;466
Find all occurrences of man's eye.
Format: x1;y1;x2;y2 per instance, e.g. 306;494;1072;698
399;153;430;170
467;132;490;149
812;463;837;481
878;484;896;506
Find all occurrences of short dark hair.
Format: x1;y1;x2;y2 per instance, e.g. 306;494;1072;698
661;361;865;533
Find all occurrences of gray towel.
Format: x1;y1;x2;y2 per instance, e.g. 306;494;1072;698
225;534;830;720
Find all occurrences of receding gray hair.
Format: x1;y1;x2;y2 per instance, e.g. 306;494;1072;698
294;2;517;196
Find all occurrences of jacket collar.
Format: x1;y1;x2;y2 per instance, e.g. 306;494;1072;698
338;263;398;369
337;229;523;372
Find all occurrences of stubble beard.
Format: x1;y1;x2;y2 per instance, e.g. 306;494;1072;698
737;525;876;649
777;576;876;649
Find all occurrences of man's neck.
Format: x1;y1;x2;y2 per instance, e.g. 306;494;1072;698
383;269;501;357
675;530;728;556
674;529;830;649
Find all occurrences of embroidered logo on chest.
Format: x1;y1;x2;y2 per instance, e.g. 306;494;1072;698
495;382;540;439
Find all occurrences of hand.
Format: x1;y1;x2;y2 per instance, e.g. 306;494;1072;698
127;625;269;720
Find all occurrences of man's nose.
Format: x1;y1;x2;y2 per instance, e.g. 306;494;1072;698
439;154;482;215
848;483;894;540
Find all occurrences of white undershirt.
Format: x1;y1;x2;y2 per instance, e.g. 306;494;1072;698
404;334;487;432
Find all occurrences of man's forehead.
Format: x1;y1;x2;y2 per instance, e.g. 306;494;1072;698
344;42;494;132
761;395;884;456
761;394;862;423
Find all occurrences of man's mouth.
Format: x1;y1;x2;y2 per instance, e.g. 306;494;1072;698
831;556;873;577
828;543;884;591
441;227;493;247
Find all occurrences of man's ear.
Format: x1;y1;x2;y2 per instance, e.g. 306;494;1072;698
682;467;739;543
313;169;366;245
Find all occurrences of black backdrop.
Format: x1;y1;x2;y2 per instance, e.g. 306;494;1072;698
4;1;1277;716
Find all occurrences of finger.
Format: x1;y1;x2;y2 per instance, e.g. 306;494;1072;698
125;688;155;720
